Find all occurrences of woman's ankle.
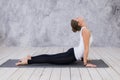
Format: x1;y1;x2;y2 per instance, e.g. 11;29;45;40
27;55;31;60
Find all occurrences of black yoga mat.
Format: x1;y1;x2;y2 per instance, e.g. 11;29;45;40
0;59;109;68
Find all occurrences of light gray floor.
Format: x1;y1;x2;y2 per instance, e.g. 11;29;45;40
0;47;120;80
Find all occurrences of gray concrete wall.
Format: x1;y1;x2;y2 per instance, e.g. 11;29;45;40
0;0;120;47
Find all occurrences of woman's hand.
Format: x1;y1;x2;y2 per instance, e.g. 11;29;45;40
85;63;97;68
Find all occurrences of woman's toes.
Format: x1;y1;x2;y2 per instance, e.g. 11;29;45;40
16;58;28;66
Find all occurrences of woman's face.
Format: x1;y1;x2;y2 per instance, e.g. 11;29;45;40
74;17;85;27
75;17;84;23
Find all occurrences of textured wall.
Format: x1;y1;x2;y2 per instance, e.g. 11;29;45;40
0;0;120;47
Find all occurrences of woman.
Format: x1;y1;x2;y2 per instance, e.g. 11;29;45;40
16;17;96;67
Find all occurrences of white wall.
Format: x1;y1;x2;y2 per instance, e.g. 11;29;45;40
0;0;120;47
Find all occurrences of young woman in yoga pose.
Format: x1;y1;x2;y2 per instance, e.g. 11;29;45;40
16;17;96;67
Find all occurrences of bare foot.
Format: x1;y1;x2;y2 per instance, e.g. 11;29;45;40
19;55;31;62
16;58;28;66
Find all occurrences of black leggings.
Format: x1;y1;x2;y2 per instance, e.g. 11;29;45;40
28;48;77;64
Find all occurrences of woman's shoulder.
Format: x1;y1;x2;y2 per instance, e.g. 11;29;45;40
81;27;91;36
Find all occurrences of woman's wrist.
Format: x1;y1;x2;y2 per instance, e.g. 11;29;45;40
83;62;87;66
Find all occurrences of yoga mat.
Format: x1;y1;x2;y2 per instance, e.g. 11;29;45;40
0;59;109;68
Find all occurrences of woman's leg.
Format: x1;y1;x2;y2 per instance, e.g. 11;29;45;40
28;48;76;64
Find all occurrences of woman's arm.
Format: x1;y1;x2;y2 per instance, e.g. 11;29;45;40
82;28;96;67
82;28;90;65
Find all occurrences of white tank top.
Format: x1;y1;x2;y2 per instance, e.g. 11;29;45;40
74;27;93;60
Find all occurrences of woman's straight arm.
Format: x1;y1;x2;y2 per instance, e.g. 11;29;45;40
82;28;90;65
